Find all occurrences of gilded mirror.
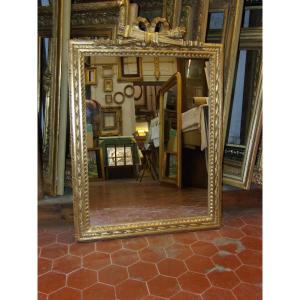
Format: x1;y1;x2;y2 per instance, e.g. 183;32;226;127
69;39;223;241
223;57;262;189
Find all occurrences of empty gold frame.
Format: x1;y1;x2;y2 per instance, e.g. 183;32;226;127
69;39;223;241
159;72;182;188
206;0;244;145
223;63;262;189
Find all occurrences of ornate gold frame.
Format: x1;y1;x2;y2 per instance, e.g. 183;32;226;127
206;0;244;145
69;38;223;241
223;63;262;189
38;0;129;39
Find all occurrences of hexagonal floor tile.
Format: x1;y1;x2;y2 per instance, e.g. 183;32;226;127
122;237;148;250
191;241;218;257
178;271;210;294
116;279;149;300
171;291;201;300
83;252;110;270
147;234;174;248
157;258;186;277
69;243;95;257
83;283;115;300
53;255;81;274
235;265;262;284
48;287;81;300
212;252;241;270
148;275;180;298
38;232;56;247
202;287;236;300
165;243;193;260
196;230;221;242
38;257;52;275
206;269;239;289
67;268;97;290
38;292;47;300
98;265;128;285
241;215;262;226
111;249;139;266
241;225;262;238
96;240;122;253
38;272;66;294
40;244;68;259
219;226;245;239
238;249;262;267
185;255;214;274
240;236;262;251
139;246;166;263
172;232;198;245
128;261;158;281
233;283;262;300
223;217;245;228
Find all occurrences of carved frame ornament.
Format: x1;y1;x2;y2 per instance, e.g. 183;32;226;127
69;37;223;241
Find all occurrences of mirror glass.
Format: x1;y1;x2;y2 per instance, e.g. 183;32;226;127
84;55;211;226
242;6;262;28
224;48;262;176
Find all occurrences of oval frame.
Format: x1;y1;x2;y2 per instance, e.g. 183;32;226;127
124;84;135;97
113;92;125;104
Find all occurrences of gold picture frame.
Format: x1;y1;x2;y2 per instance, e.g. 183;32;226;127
105;94;113;104
103;78;113;92
223;63;262;190
99;106;122;137
206;0;244;146
68;38;223;241
85;67;97;85
118;57;143;82
102;65;114;78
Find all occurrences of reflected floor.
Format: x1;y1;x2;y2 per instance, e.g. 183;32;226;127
89;178;208;226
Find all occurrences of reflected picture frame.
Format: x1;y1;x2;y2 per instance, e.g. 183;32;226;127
85;67;97;85
103;78;113;92
99;106;122;137
118;57;143;82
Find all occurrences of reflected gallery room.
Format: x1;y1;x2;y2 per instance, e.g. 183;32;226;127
38;0;262;299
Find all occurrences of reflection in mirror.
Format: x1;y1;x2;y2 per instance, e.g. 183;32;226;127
208;12;225;29
84;55;211;227
242;6;262;28
226;49;261;148
223;48;262;189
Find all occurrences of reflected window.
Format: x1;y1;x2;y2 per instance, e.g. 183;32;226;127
106;145;133;166
242;7;262;28
208;12;225;30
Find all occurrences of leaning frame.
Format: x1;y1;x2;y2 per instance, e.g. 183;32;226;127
223;63;262;189
69;39;223;241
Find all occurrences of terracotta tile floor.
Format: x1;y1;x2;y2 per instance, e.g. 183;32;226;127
38;208;262;300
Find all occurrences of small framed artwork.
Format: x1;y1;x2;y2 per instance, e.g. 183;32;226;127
100;106;122;136
113;92;125;105
103;79;113;92
124;85;134;97
118;57;143;82
105;94;113;104
85;67;97;85
102;65;114;78
133;84;147;107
